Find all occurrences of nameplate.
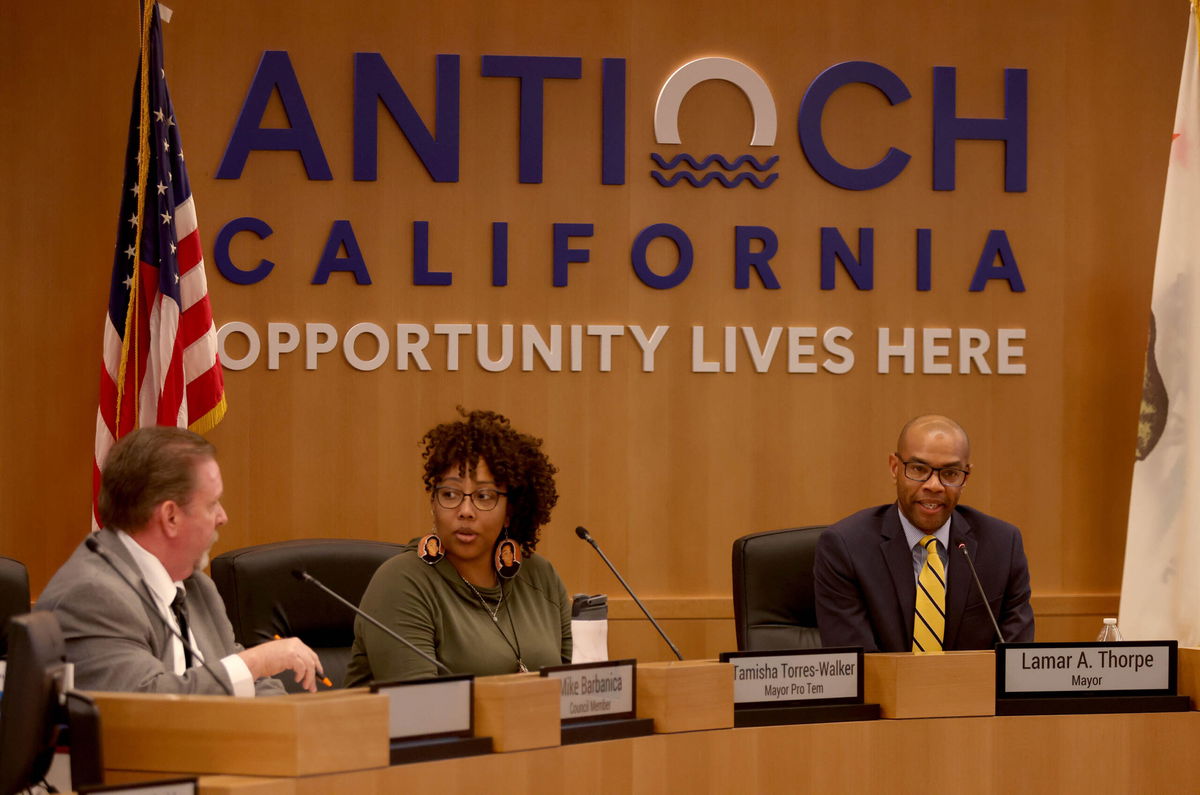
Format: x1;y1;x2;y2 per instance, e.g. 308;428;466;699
372;674;474;739
719;648;864;706
540;659;636;722
79;777;197;794
997;642;1177;697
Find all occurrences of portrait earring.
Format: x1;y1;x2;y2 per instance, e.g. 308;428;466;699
494;528;521;579
418;531;444;565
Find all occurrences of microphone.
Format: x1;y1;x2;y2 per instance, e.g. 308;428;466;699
291;569;453;676
575;526;683;661
957;542;1005;646
85;534;235;696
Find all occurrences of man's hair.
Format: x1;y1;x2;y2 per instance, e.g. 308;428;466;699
98;427;216;531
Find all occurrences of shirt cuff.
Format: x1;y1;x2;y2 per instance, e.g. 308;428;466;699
220;653;256;698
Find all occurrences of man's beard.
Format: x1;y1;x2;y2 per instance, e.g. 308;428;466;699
194;531;218;574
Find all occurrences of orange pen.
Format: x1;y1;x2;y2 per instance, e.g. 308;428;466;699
274;634;333;687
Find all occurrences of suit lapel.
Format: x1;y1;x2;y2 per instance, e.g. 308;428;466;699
95;529;175;661
182;578;221;665
880;505;917;647
943;511;974;649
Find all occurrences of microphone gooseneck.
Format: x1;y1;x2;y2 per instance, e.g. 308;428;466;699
84;534;235;696
291;568;453;675
957;542;1005;646
574;526;684;661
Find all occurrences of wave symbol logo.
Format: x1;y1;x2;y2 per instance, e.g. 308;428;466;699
650;153;779;188
653;57;778;189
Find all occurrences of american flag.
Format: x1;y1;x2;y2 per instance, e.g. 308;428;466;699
93;2;226;523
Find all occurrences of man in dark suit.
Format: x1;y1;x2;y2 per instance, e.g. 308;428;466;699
37;427;323;695
814;415;1033;651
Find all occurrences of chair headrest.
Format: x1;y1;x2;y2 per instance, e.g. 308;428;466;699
0;556;31;658
732;526;827;648
211;539;404;646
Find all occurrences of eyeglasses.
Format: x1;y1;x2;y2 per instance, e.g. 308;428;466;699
434;486;507;511
896;457;970;488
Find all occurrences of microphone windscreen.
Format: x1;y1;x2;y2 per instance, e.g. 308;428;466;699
575;526;590;540
84;536;101;552
291;568;308;582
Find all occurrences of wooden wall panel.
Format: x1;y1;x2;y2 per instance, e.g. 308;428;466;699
0;0;1184;655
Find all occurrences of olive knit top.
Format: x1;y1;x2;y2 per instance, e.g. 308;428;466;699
344;539;572;685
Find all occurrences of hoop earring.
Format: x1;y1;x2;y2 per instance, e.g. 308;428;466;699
418;531;444;565
494;528;521;579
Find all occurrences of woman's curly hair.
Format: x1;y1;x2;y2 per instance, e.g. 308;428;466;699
421;407;558;556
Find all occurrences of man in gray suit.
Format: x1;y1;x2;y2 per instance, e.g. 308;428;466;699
37;427;322;695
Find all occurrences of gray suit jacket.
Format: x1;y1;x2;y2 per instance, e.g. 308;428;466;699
35;528;283;696
813;504;1034;652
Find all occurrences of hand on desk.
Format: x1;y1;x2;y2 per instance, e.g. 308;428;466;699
239;637;325;693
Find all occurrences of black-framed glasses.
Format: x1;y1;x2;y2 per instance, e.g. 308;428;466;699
434;486;507;511
896;457;969;488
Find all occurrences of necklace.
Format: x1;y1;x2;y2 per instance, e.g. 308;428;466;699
461;576;528;673
462;576;504;622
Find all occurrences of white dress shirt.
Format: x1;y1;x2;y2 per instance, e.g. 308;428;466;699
116;530;254;696
897;507;951;589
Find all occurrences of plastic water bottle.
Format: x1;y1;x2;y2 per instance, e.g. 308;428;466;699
570;593;609;664
1096;617;1124;642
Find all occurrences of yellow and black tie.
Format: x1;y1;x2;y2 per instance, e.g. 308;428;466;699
912;535;945;653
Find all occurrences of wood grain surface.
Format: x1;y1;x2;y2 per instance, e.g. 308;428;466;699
0;0;1183;657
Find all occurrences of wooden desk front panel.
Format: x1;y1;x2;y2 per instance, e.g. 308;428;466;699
181;711;1200;794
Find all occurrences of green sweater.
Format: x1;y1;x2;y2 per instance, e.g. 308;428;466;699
344;540;572;685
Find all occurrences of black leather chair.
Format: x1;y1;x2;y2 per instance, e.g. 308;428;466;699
731;526;828;651
0;555;31;658
211;538;404;691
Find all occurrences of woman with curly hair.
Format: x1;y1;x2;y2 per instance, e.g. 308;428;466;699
344;408;571;683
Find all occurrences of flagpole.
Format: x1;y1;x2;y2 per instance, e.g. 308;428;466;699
114;0;155;435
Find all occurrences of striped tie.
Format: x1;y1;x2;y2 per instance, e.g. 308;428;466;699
912;536;946;653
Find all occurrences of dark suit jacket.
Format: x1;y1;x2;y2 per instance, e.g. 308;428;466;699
35;528;283;695
814;504;1034;651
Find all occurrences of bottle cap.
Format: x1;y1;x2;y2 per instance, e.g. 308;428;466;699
1103;617;1117;625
